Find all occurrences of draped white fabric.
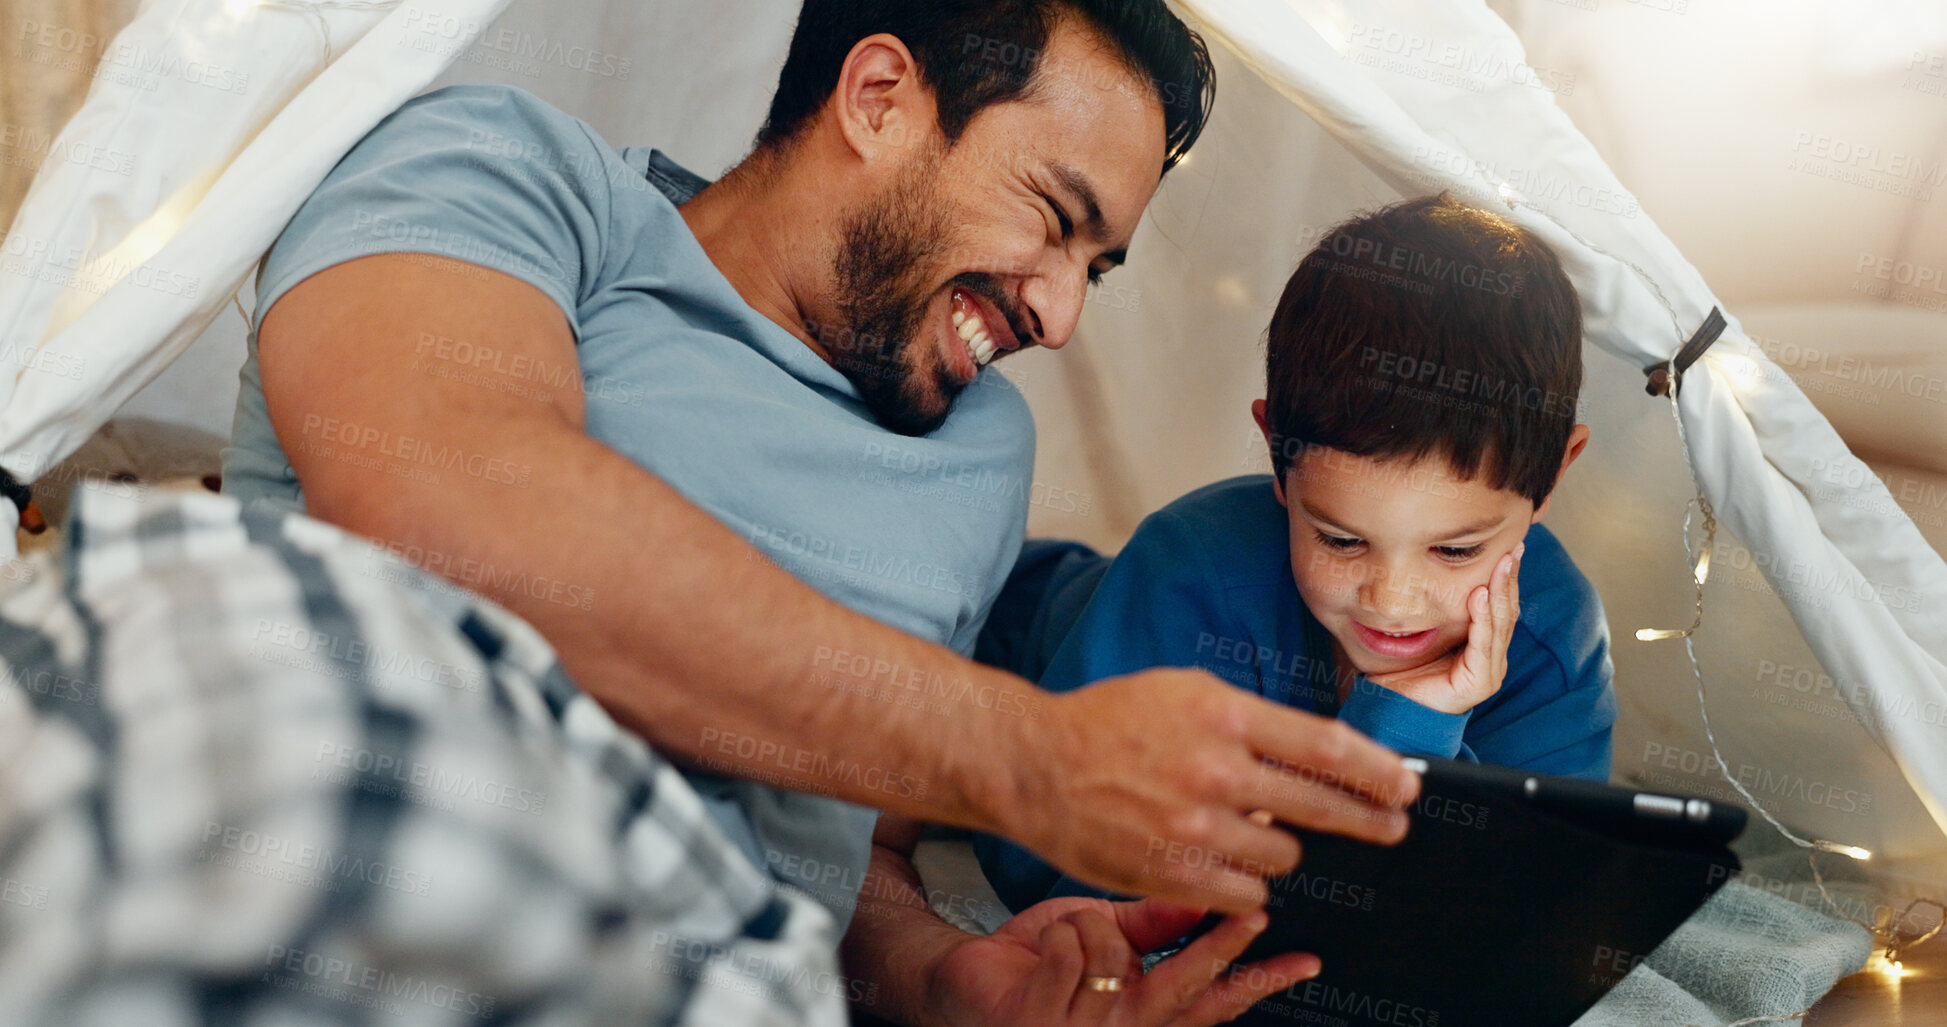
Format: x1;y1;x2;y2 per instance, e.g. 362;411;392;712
1;0;1942;876
0;0;512;521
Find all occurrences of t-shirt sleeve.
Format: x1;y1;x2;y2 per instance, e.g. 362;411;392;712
253;84;615;338
974;509;1243;913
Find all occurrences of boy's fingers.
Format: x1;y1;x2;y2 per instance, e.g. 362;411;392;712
1459;586;1492;692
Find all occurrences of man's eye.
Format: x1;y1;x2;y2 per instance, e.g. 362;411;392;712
1434;544;1486;562
1045;196;1074;238
1087;266;1106;285
1314;531;1363;551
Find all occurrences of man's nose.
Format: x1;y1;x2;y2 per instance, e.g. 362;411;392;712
1017;262;1092;351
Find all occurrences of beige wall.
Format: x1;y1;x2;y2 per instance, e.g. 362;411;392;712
0;0;138;230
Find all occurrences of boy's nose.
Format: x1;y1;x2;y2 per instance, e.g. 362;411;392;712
1359;568;1425;621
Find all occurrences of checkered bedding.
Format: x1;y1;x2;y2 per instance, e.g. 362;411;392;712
0;488;849;1026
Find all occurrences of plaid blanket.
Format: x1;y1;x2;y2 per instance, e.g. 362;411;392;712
0;488;852;1026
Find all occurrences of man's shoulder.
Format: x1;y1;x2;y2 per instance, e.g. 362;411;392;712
380;83;596;153
1125;475;1290;588
348;84;657;204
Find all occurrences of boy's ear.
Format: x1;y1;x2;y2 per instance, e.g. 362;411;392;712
1251;399;1288;506
1532;423;1592;522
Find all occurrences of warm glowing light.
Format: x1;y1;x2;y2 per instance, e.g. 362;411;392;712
1813;840;1874;861
1213;276;1251;307
1717;355;1759;382
1636;627;1686;641
1872;953;1908;980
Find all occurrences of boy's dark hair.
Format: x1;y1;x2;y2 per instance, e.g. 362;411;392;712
1266;193;1583;507
757;0;1214;174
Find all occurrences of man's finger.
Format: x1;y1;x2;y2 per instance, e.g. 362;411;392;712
1064;910;1139;1019
1175;952;1322;1027
1247;765;1411;847
1246;713;1419;809
1112;897;1213;954
1148;859;1270;917
1134;910;1269;1021
1023;919;1088;1016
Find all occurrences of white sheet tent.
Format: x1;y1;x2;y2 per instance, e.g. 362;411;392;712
2;0;1944;896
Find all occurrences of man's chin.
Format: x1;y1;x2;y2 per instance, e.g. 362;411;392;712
853;373;959;437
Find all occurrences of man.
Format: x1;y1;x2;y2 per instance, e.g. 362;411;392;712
225;0;1421;1021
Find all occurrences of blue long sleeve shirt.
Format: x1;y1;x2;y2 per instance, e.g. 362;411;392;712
976;475;1617;912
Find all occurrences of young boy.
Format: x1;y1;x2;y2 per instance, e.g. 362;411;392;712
975;193;1617;912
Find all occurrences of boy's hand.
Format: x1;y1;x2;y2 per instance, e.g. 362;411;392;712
1365;544;1522;715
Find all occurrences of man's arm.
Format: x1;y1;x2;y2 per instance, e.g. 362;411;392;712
258;253;1420;912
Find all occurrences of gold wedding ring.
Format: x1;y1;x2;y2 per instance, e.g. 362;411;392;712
1081;975;1127;993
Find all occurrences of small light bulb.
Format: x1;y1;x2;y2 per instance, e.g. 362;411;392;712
1813;840;1873;861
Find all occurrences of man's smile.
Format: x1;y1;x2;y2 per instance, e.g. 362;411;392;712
944;285;1026;383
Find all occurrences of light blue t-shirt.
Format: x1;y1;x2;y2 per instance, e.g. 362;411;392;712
223;84;1037;931
975;475;1616;912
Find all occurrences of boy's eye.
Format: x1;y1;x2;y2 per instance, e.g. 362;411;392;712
1434;544;1487;562
1314;530;1364;551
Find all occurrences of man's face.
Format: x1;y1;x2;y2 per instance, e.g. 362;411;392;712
1277;447;1540;677
823;18;1168;435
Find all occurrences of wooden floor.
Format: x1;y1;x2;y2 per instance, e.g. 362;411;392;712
1808;943;1947;1025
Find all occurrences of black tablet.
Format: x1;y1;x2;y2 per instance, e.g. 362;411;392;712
1226;756;1746;1027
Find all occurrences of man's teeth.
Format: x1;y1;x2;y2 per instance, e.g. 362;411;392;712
951;308;997;368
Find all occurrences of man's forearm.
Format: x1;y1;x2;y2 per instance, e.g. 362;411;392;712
262;256;1043;834
842;841;971;1027
331;414;1044;830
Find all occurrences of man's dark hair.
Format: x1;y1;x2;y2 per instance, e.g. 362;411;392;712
1265;193;1584;507
757;0;1214;173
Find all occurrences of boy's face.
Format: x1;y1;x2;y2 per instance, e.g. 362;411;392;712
1255;402;1589;677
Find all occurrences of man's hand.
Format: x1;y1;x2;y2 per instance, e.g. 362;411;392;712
927;896;1315;1027
997;670;1421;915
1365;545;1522;716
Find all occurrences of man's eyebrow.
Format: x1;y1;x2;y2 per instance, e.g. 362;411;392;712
1048;161;1104;232
1049;161;1130;269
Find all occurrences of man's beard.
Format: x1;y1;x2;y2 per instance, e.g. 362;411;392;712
825;161;968;437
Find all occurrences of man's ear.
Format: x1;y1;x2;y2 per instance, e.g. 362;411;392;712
832;33;938;164
1531;423;1591;522
1252;399;1288;507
